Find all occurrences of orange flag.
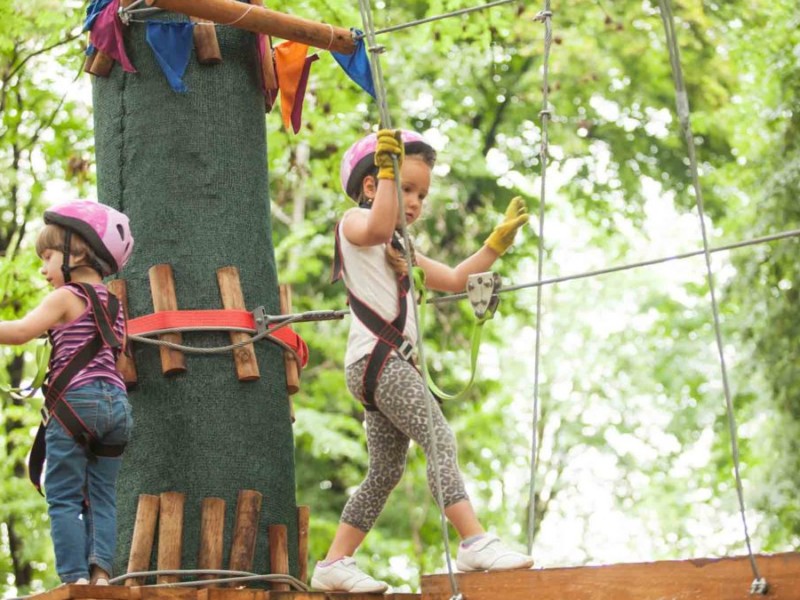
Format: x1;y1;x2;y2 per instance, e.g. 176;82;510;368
274;41;318;133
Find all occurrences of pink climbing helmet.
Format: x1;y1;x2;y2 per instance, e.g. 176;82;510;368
340;130;435;200
44;200;134;276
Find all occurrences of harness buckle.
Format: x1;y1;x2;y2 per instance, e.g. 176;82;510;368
252;306;269;335
40;407;50;426
466;272;501;319
396;338;415;361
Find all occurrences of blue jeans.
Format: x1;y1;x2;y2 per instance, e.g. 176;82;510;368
44;380;133;583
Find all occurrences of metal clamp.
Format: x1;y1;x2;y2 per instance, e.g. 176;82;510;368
750;578;769;595
252;306;269;335
466;272;501;319
396;338;415;361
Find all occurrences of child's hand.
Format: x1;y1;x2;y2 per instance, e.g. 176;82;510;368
375;129;404;180
485;196;530;255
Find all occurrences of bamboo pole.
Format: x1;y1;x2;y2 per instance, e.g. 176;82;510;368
145;0;356;54
108;279;138;388
157;492;185;584
228;490;263;576
125;494;160;586
267;525;289;591
296;505;310;585
279;284;300;399
149;264;187;375
197;497;226;584
216;266;260;381
191;18;223;64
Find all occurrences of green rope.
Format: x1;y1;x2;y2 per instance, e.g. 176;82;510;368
413;268;494;401
0;340;50;400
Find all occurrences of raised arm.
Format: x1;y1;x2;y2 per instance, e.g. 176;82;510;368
418;196;529;293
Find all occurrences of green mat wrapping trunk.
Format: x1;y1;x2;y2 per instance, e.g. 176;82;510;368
92;16;298;580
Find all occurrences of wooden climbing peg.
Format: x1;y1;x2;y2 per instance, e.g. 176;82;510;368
279;284;300;395
268;524;290;591
149;264;187;376
228;490;263;577
191;17;223;64
157;491;185;584
198;497;226;584
125;494;160;586
217;266;260;382
108;279;138;388
296;505;310;584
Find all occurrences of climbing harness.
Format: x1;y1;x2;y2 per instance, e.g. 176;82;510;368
332;225;414;410
28;283;127;494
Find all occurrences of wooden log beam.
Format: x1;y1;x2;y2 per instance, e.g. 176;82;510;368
228;490;263;575
145;0;356;54
422;552;800;600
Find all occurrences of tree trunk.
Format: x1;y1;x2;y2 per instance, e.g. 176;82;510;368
92;18;297;578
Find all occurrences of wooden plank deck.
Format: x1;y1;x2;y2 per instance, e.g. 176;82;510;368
422;552;800;600
26;587;419;600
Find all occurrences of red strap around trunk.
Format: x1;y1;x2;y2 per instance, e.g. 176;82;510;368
127;310;308;367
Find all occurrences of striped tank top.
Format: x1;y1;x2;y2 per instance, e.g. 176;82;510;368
47;283;126;393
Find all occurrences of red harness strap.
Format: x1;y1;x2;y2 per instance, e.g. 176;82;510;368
128;309;309;367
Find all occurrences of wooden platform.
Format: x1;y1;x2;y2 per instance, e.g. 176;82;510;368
27;587;419;600
422;552;800;599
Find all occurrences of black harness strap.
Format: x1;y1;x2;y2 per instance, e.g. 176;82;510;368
28;283;126;494
333;224;414;411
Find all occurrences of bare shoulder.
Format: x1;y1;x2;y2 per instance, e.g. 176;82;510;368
50;286;89;323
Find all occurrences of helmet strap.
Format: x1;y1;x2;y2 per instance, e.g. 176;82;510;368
61;229;73;283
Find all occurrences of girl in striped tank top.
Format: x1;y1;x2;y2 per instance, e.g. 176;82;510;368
0;200;134;585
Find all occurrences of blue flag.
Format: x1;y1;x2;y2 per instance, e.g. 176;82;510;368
331;30;375;99
84;0;114;32
146;22;195;93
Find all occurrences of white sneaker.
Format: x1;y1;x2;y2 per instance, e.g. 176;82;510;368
73;578;90;585
311;556;389;593
94;578;110;586
456;534;534;572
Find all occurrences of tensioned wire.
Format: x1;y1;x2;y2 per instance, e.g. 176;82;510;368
526;1;552;557
356;0;461;597
657;0;765;591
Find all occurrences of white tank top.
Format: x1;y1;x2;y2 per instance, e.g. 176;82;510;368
338;208;418;367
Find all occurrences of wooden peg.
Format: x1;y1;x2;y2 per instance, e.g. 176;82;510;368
228;490;263;576
108;279;138;388
198;497;226;584
125;494;160;586
191;18;223;64
279;284;300;397
268;524;289;591
296;505;310;585
216;266;260;382
157;492;185;584
89;51;116;77
149;264;187;376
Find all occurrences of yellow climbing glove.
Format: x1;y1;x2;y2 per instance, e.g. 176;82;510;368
485;196;530;255
375;129;404;180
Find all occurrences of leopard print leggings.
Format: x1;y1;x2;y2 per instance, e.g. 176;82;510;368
341;355;469;532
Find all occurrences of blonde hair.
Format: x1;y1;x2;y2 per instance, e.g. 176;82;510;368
354;148;436;277
35;224;93;261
